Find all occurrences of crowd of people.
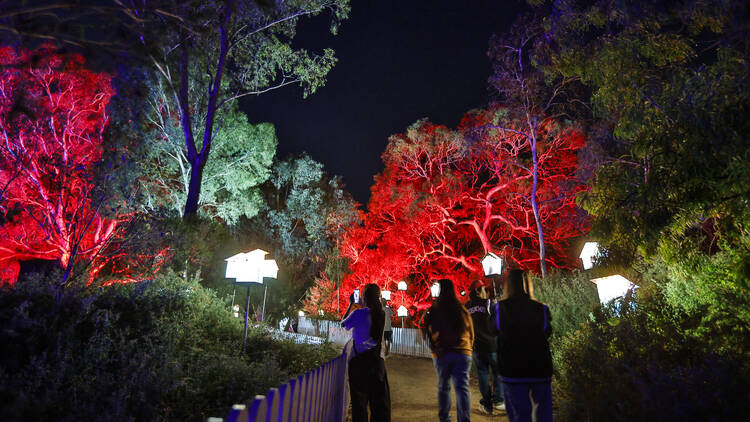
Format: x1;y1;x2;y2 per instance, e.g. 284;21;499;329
340;269;554;422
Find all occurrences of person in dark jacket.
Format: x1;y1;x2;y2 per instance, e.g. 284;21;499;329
423;278;474;422
493;269;553;422
467;279;504;414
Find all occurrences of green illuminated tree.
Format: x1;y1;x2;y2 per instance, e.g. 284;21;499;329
138;82;276;224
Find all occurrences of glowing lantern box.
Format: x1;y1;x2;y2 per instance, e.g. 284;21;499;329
430;282;440;298
397;305;408;317
579;242;601;270
225;249;278;284
591;274;637;304
481;252;503;276
382;290;392;301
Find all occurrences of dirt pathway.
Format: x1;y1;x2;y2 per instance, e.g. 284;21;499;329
385;355;508;422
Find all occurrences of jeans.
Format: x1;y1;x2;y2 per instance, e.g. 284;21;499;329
503;381;553;422
349;349;391;422
472;351;504;407
433;352;472;422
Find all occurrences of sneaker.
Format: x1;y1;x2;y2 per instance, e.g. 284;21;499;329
493;402;506;411
478;404;493;415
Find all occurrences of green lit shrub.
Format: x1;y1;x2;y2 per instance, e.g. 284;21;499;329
531;270;600;341
553;284;749;421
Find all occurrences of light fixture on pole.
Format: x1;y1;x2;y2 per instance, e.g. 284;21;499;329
382;290;392;301
481;252;503;276
396;281;407;326
430;282;440;298
225;249;278;349
590;274;637;305
579;242;601;270
397;305;408;328
482;252;503;299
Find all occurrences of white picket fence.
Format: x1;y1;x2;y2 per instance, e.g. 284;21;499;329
297;317;431;358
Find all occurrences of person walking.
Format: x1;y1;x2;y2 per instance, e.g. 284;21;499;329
423;278;474;422
383;300;395;356
466;279;504;414
342;284;391;422
493;269;553;422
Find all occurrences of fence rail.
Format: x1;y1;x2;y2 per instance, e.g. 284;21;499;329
223;341;352;422
297;317;431;358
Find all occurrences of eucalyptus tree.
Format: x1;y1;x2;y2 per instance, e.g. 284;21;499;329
138;75;277;224
0;0;351;220
242;154;360;321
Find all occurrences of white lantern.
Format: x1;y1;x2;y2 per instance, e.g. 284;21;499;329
481;252;503;276
579;242;601;270
382;290;392;301
591;274;637;304
397;281;407;291
225;249;278;284
430;282;440;298
397;305;408;317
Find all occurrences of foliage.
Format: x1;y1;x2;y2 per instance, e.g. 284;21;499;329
321;114;588;316
143;0;350;217
534;0;750;259
553;283;750;421
138;86;277;224
0;44;145;286
515;0;750;363
0;269;338;422
530;270;600;342
238;154;360;323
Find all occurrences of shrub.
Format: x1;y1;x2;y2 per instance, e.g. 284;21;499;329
0;269;338;421
553;284;750;421
531;270;600;341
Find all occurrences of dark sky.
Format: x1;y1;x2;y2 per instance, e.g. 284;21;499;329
241;0;524;205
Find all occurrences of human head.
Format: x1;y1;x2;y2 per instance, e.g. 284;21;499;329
437;278;458;302
364;283;382;309
505;269;530;299
469;279;489;300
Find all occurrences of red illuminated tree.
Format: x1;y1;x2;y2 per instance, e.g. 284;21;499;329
317;113;588;315
0;45;140;287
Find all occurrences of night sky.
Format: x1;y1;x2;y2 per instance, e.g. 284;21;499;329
241;0;524;205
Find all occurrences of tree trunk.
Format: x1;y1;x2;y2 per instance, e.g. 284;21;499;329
180;1;231;220
183;156;206;218
529;116;547;278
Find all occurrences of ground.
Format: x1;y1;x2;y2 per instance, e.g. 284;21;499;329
385;355;509;422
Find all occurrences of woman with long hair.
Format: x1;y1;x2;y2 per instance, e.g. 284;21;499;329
423;278;474;422
342;283;391;421
493;269;553;422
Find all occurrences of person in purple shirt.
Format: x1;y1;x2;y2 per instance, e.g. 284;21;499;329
342;284;391;422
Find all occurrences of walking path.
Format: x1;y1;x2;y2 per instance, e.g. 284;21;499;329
385;355;509;422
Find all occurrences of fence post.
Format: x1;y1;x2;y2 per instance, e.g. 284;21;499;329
247;396;268;422
227;404;249;422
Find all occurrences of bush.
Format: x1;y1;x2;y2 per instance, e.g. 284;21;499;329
553;284;750;421
0;270;338;421
531;270;600;341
